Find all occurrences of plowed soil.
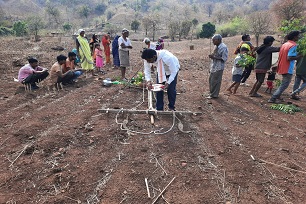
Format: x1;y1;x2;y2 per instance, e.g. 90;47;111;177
0;35;306;204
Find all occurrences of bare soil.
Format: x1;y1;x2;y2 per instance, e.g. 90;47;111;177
0;35;306;204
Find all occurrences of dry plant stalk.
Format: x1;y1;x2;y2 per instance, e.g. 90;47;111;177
145;178;151;198
151;177;176;204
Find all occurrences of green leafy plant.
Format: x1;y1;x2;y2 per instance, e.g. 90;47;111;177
279;18;306;35
297;36;306;55
274;79;281;87
270;104;302;114
131;72;144;86
237;54;256;67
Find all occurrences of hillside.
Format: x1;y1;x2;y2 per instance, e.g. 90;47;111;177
0;0;277;30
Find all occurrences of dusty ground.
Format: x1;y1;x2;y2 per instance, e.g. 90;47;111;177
0;35;306;204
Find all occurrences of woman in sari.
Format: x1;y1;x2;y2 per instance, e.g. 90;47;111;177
102;33;111;66
76;29;96;76
112;35;120;69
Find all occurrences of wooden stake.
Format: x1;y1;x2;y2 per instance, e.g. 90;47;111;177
152;177;176;204
145;178;151;198
98;109;201;115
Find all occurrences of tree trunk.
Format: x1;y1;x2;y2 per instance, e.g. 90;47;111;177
255;34;259;47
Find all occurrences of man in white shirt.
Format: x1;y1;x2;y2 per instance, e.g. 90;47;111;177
142;49;180;111
118;28;133;80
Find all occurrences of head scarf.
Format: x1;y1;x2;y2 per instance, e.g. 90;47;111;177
122;28;129;34
78;29;85;34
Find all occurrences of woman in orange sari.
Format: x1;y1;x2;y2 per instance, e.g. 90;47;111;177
102;33;111;65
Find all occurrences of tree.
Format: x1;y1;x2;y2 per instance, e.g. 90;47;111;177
45;2;60;28
95;3;107;15
199;22;215;39
178;21;192;40
141;15;160;41
204;3;214;17
142;17;152;36
248;11;272;46
27;16;45;41
106;10;115;21
63;22;72;33
279;18;306;35
272;0;304;22
13;21;28;37
190;18;199;41
131;20;140;32
168;21;179;41
79;5;90;19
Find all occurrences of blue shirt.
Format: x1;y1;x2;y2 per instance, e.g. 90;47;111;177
287;45;297;74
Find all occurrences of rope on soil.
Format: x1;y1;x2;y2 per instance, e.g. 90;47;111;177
115;109;193;135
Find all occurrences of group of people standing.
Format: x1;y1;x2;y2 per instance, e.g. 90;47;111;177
206;31;306;104
18;29;305;112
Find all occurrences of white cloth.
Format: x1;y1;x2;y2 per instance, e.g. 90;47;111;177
118;37;132;51
232;54;244;75
148;43;156;50
144;50;180;84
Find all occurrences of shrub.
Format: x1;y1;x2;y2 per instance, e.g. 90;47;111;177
217;17;249;37
0;26;14;36
13;21;28;37
199;22;215;38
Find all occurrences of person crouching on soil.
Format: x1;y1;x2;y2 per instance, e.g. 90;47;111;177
249;36;280;97
142;49;180;111
18;57;49;90
62;52;84;83
227;47;249;94
50;55;76;86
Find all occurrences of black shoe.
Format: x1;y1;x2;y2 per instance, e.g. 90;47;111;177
268;98;276;103
291;94;300;100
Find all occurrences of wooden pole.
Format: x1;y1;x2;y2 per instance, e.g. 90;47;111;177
98;108;202;115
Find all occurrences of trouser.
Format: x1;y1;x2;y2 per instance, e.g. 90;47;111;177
23;71;49;85
241;65;253;83
209;70;223;97
156;73;178;111
57;71;75;84
72;70;83;80
271;74;292;99
292;74;306;94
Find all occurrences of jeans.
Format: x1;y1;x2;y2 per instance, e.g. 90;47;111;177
271;74;292;99
23;71;49;85
292;75;306;94
73;70;83;80
156;73;178;110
